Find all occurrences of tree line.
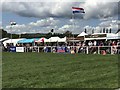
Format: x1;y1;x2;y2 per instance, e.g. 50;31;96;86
1;29;78;39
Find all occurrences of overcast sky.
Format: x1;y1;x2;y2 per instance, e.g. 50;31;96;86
1;0;120;34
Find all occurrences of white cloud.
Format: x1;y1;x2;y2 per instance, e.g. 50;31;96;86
4;17;119;34
1;0;119;34
57;24;73;33
57;23;85;34
5;24;27;33
2;2;75;18
84;25;95;34
4;17;60;34
99;20;119;29
29;17;58;27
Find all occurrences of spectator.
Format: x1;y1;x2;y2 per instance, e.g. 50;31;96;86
88;41;93;46
93;40;97;46
117;40;120;46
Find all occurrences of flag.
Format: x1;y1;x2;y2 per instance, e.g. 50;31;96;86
10;21;17;25
41;38;44;43
72;7;85;14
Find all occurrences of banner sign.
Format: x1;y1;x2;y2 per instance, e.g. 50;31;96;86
9;46;16;52
16;47;24;52
57;47;65;53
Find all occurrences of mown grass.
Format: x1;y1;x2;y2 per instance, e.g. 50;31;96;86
2;52;119;88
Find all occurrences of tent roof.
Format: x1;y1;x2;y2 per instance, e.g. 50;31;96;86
3;39;24;46
58;37;66;42
116;31;120;36
85;33;120;40
0;38;9;42
35;38;49;42
17;38;39;43
3;39;24;43
49;37;60;40
77;31;88;37
106;33;120;39
106;33;117;37
49;37;60;42
45;37;67;42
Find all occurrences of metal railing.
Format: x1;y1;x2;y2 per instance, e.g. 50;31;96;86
21;45;120;54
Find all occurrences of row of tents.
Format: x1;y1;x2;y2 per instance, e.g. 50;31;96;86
1;30;120;47
1;37;67;47
77;31;120;40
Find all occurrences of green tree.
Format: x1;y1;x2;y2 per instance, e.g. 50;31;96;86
1;29;10;38
63;31;73;37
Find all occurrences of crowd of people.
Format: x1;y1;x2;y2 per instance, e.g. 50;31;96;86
2;39;120;54
42;40;120;54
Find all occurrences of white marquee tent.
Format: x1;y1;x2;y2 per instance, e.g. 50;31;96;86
84;33;120;40
77;31;88;37
48;37;60;42
3;39;24;46
48;37;66;42
0;38;9;42
35;38;50;43
58;37;66;42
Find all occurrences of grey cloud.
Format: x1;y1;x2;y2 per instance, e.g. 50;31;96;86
2;1;118;19
2;2;76;18
83;1;118;19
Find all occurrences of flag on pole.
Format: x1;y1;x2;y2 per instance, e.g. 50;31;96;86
10;21;17;25
72;7;85;14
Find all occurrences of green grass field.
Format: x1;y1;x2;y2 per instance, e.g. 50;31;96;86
2;52;119;88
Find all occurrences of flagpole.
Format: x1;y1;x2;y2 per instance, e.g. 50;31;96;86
10;21;17;46
10;25;12;46
72;7;85;52
72;13;75;47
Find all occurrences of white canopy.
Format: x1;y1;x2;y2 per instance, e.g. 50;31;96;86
49;37;60;42
44;38;50;42
107;33;117;37
3;39;24;46
85;33;106;40
58;37;66;42
47;37;67;42
35;38;50;42
77;31;88;37
85;33;120;40
116;32;120;36
106;33;120;39
0;38;9;42
35;38;45;42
